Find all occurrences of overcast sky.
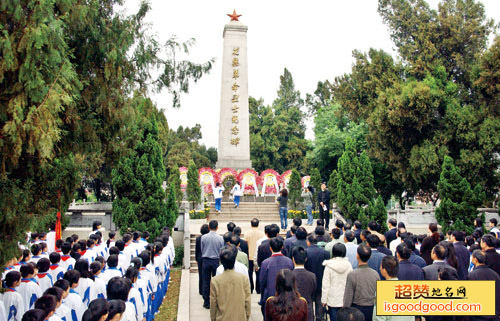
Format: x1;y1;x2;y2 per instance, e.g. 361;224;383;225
124;0;500;148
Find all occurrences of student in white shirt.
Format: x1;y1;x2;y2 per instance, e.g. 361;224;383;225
36;259;54;292
89;221;102;238
81;240;97;264
46;224;57;254
29;245;43;265
122;235;137;266
82;298;109;321
124;268;144;321
18;264;42;312
89;262;106;300
129;259;148;319
2;271;25;321
109;244;127;275
62;271;86;321
49;253;65;282
34;295;60;321
73;260;96;306
213;182;224;213
230;181;243;208
106;278;136;321
100;255;122;284
59;243;75;272
44;287;71;321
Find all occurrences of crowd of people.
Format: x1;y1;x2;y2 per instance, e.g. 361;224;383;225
1;221;175;321
197;216;500;321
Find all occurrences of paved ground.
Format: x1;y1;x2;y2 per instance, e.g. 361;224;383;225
189;272;264;321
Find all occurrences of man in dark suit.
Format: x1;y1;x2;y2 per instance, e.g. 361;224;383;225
289;227;308;257
292;246;317;321
481;234;500;276
305;234;330;321
233;226;248;256
384;218;398;248
283;225;298;257
423;244;458;280
468;250;500;319
195;224;210;295
395;243;424;280
366;234;386;279
317;182;331;229
353;220;362;244
450;231;470;280
259;236;294;318
256;224;280;277
286;218;302;239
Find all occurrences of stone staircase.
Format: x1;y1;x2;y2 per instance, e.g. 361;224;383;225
190;201;281;273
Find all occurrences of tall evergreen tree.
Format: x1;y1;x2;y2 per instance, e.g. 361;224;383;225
435;156;485;234
328;170;338;203
366;196;388;233
288;169;302;210
187;160;201;209
165;186;179;229
309;168;322;199
168;165;183;207
336;139;359;219
112;98;168;238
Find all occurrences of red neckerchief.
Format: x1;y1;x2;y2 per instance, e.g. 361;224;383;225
61;255;71;261
55;249;62;253
6;288;15;292
37;273;48;278
50;265;59;270
80;250;87;256
124;244;129;247
140;267;146;271
271;253;284;257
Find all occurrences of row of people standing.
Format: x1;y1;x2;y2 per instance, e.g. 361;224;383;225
2;223;175;321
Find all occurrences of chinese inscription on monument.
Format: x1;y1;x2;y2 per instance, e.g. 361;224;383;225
231;46;240;146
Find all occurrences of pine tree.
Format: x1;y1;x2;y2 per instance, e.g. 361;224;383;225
168;165;183;206
288;169;302;210
165;186;179;229
435;156;485;234
112;113;168;238
187;160;201;209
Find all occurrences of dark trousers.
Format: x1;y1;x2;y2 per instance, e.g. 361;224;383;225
319;206;330;229
352;305;374;321
255;267;261;294
314;294;322;321
248;260;255;293
201;258;219;306
197;259;203;295
328;307;340;321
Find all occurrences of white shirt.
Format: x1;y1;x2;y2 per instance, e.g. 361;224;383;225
121;302;138;321
49;314;63;321
216;261;249;282
0;297;6;321
36;273;54;292
214;186;225;199
92;275;107;299
59;255;75;271
231;184;243;197
100;267;122;284
55;302;71;321
75;278;96;306
46;231;56;253
64;291;85;321
390;237;402;255
2;290;25;321
128;287;143;321
49;265;65;282
18;279;42;311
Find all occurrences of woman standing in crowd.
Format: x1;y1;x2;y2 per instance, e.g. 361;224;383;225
420;223;440;265
213;182;224;214
277;189;289;232
265;269;308;321
231;181;242;208
321;243;353;321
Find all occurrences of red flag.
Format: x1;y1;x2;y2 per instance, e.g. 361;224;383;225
55;211;62;240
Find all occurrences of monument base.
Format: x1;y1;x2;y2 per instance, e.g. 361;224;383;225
216;158;252;170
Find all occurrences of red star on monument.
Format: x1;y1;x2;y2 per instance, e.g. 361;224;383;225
227;10;242;22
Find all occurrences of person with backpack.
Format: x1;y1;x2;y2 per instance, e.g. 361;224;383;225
302;186;315;226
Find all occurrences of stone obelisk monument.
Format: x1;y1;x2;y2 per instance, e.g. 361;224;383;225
216;10;252;170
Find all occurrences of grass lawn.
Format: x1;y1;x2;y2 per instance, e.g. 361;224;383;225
156;269;182;321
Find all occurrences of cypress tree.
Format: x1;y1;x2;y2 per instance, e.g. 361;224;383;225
309;167;322;199
367;196;388;233
328;170;338;203
288;169;302;210
336;138;359;219
168;165;183;206
112;113;168;238
165;186;179;229
435;156;485;234
357;151;375;204
187;160;201;209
